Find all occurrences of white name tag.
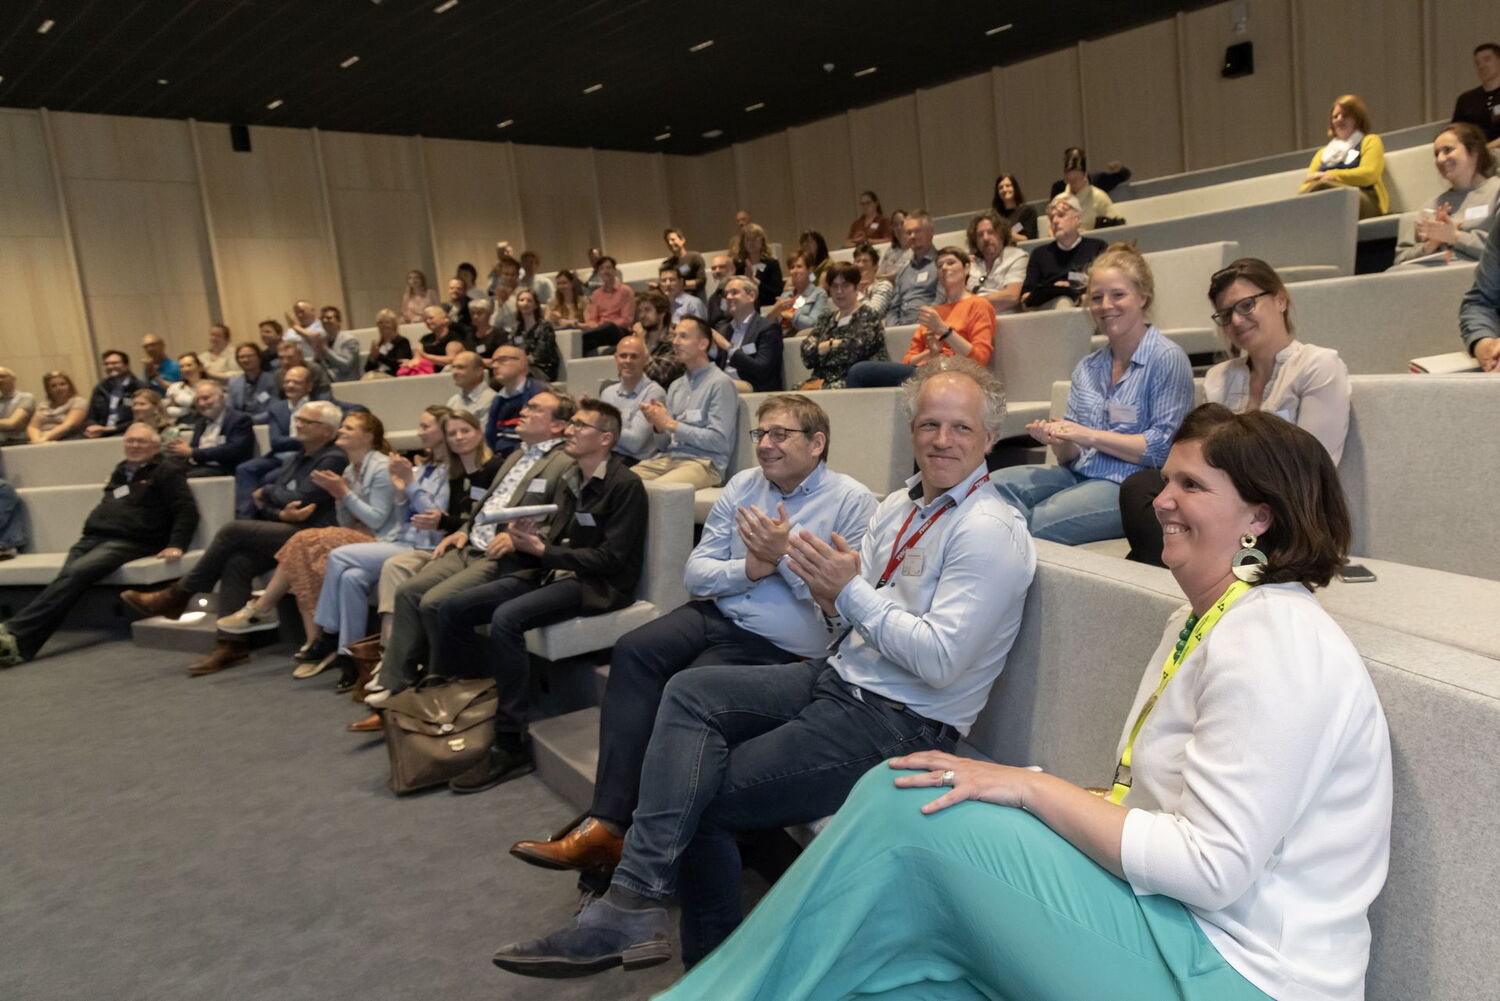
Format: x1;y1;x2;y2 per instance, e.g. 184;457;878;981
476;343;490;355
575;511;597;526
740;342;757;356
683;408;703;423
837;314;853;327
793;296;805;309
286;479;297;490
1107;402;1138;424
915;271;929;283
527;477;547;493
679;264;691;274
256;391;270;403
1464;205;1489;221
1344;148;1359;164
1067;271;1089;284
379;342;393;355
901;551;924;576
469;484;487;501
113;484;130;499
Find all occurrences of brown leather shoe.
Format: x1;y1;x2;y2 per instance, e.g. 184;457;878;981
187;640;249;676
346;712;383;733
510;817;624;872
121;584;190;620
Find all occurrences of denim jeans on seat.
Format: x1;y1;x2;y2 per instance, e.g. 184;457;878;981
990;464;1124;545
0;478;26;550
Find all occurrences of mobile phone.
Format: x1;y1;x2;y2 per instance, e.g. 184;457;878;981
1339;563;1377;583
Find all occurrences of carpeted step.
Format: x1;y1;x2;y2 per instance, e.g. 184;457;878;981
531;706;599;813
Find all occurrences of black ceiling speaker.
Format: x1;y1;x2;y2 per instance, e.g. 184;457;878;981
1222;41;1254;78
230;123;251;152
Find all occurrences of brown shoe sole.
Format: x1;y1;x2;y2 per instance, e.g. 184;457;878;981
187;653;249;676
508;842;621;873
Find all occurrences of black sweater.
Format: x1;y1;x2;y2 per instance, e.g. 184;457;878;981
1021;236;1108;308
82;457;199;551
438;453;506;533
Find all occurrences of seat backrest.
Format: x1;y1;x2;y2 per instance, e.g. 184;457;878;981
637;479;692;611
0;437;123;488
1144;241;1238;331
730;388;912;496
17;475;237;555
330;373;453;429
185;476;236;550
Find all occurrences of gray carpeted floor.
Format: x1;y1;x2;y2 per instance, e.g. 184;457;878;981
0;632;691;1001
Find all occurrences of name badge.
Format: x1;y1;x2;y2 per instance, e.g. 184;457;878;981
683;408;703;423
1107;402;1138;424
1343;148;1359;164
112;484;130;499
256;391;270;403
575;511;597;527
527;477;547;493
915;271;929;283
286;479;297;490
901;551;925;576
679;264;691;274
793;296;805;309
1464;205;1489;222
740;342;757;356
1067;271;1089;284
476;343;490;355
379;342;393;355
837;314;853;327
469;484;487;501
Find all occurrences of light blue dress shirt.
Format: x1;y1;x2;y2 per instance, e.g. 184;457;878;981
663;362;739;478
601;376;667;461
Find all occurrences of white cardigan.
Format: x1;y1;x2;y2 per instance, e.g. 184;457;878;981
1117;583;1392;1001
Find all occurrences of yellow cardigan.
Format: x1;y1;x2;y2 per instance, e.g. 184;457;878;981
1300;133;1389;213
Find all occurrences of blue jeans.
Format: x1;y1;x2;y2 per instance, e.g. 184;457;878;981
611;661;956;966
314;541;412;649
0;479;26;550
844;361;916;388
991;464;1123;545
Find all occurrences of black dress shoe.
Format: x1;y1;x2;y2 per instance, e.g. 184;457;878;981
331;655;359;693
295;633;339;664
450;743;535;793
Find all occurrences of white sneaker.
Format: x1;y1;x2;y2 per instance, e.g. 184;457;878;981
364;689;391;707
363;659;384;692
216;602;280;634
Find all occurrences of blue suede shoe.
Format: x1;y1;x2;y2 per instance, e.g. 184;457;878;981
492;896;671;978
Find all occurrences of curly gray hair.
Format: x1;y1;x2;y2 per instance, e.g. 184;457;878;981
899;355;1006;440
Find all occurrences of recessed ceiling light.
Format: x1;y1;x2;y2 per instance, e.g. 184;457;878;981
853;66;877;77
986;24;1014;35
157;78;169;85
37;19;55;34
655;132;672;141
582;83;603;94
689;40;714;53
702;129;723;138
496;119;514;129
340;55;360;69
744;102;765;112
434;0;458;10
266;99;284;110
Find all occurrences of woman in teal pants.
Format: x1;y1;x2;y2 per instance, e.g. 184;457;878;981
655;405;1393;1001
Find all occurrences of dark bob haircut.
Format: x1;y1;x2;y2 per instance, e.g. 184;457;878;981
1172;403;1350;589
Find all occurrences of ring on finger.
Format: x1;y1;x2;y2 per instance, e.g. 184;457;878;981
940;769;956;786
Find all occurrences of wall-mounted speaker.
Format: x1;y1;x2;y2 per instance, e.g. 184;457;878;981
1222;41;1254;79
229;124;251;152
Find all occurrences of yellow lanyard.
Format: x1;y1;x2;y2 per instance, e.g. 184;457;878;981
1108;580;1252;805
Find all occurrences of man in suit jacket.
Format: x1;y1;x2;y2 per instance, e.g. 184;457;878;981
379;390;578;698
436;397;649;792
0;424;199;665
164;381;254;478
121;401;349;675
710;275;783;393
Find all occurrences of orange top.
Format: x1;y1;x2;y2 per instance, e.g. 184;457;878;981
902;296;996;367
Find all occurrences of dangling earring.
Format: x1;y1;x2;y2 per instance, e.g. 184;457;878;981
1231;532;1268;582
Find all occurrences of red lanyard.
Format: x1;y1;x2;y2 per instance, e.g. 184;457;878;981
876;473;991;588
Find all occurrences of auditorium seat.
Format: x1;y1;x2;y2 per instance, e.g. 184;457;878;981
0;428;274;489
329;372;450;431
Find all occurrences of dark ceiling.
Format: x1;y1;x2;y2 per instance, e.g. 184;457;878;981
0;0;1216;154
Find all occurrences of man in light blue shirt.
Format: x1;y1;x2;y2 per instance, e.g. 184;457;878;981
494;356;1035;978
886;211;940;325
598;336;666;464
632;318;738;489
659;267;706;326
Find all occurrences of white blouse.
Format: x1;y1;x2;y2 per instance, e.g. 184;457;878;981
1203;341;1351;463
1118;583;1392;1001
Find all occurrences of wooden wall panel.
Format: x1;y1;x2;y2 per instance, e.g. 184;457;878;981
0;110;95;393
1295;0;1426;147
787;116;856;248
916;73;998;216
996;49;1085;206
1429;0;1498;124
665;148;739;258
595;149;671;264
1181;0;1299;170
1081;19;1186;181
848;95;924;220
732;131;797;252
319;130;430;326
421;137;526;286
512;144;601;271
195;123;342;336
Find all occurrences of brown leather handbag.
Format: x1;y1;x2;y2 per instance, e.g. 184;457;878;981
346;634;383;704
380;677;498;794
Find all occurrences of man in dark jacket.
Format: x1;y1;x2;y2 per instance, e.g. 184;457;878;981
165;381;255;477
0;424;198;665
438;397;648;793
83;350;146;438
710;275;783;393
121;400;348;675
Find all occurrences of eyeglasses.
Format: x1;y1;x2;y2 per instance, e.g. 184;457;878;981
748;427;809;444
566;418;605;433
1209;291;1272;326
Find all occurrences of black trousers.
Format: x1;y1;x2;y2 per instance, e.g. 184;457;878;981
580;323;629;356
1118;468;1167;567
6;535;155;659
590;600;796;828
181;520;298;634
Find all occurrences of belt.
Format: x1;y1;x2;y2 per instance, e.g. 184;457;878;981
845;682;960;744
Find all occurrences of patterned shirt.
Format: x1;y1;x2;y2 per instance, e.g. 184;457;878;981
469;438;563;550
800;306;889;388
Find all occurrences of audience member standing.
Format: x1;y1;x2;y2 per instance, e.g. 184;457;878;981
1299;94;1389;218
84;351;146;438
1451;42;1500;146
662;228;707;299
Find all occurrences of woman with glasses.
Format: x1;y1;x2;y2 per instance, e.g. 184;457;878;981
844;190;891;248
800;262;888;389
1119;258;1350;566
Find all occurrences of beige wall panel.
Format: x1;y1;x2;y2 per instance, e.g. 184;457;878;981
1181;0;1299;169
318;130;422;192
1081;20;1185;180
787;116;856;246
423;137;526;281
848;95;924;219
0;237;97;391
0;110;67;238
195;123;341;335
595;149;671;264
665;148;739;257
732;131;797;250
996;49;1085;206
1429;0;1498;123
512;144;601;270
329;188;431;327
49;111;197;182
1296;0;1425;146
916;73;998;216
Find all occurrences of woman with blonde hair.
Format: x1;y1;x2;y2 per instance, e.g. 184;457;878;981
27;372;88;443
545;269;588;327
163;353;209;425
1298;94;1388;218
735;223;782;309
363;308;414;379
399;269;439;323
